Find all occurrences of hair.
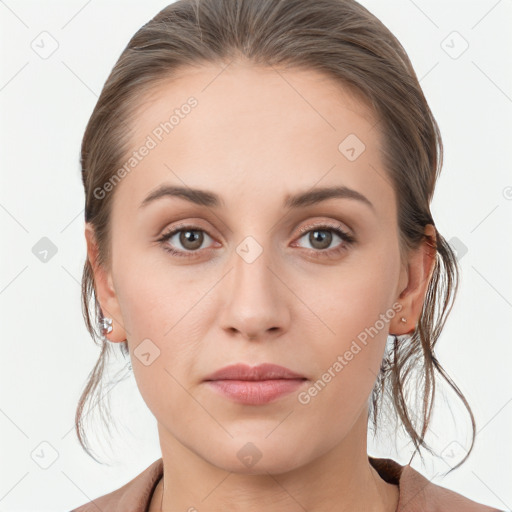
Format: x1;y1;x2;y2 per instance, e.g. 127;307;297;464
77;0;475;473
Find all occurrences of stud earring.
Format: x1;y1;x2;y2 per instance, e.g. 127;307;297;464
101;316;113;335
400;317;407;323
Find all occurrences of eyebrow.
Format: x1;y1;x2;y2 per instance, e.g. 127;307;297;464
139;184;374;212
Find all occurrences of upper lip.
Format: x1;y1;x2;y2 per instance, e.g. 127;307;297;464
204;363;306;381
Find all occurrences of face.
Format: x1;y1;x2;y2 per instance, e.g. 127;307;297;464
88;62;427;475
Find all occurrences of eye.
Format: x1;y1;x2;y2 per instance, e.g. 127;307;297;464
156;224;216;257
156;221;356;259
293;222;356;257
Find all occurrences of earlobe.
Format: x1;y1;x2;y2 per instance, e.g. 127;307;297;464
84;223;127;343
390;224;437;336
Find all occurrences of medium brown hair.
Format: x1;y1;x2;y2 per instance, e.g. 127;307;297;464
77;0;475;473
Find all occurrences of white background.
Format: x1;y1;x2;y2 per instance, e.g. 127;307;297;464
1;0;511;510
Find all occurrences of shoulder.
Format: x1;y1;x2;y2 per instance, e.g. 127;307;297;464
69;458;163;512
369;456;504;512
69;456;503;512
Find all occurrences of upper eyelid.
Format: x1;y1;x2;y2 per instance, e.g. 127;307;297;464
297;221;351;234
162;215;352;234
161;221;350;238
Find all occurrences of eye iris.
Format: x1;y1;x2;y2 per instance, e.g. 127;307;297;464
180;230;203;250
310;230;332;250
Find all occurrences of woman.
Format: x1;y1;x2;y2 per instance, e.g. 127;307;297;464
70;0;503;510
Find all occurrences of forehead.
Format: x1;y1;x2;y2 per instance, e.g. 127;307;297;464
137;62;378;141
111;62;394;221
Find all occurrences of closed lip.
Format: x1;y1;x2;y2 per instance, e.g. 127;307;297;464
203;363;307;381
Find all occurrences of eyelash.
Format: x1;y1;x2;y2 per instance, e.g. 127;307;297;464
156;222;356;259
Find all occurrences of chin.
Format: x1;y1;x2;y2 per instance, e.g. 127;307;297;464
203;435;311;476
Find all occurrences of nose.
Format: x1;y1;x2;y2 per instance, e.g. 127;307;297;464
218;241;290;342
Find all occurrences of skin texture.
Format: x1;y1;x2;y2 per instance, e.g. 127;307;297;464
85;62;436;512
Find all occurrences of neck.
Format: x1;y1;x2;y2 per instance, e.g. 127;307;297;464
151;408;399;512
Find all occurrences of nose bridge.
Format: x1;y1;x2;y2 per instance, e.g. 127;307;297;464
240;233;271;275
232;232;278;303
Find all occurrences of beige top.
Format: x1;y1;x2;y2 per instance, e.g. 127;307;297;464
70;456;503;512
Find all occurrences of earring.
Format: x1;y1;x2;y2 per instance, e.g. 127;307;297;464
101;316;113;335
400;317;407;323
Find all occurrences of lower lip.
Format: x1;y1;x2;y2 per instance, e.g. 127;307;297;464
205;379;307;405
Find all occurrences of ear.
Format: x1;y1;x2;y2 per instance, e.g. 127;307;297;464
85;223;127;343
390;224;437;335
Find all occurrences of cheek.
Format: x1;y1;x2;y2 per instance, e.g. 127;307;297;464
307;245;400;341
299;246;399;398
114;243;207;339
113;253;212;403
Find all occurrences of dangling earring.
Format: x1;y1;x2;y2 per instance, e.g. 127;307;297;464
101;316;113;335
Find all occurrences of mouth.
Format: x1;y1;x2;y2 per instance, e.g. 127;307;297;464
203;363;308;405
